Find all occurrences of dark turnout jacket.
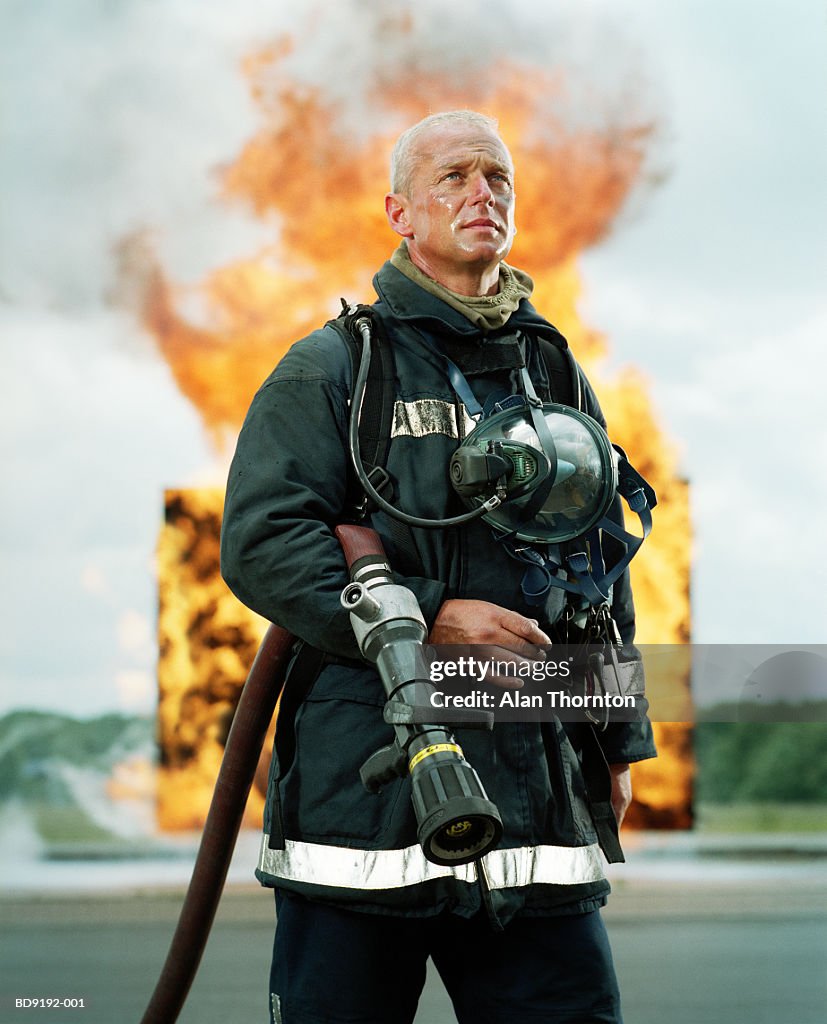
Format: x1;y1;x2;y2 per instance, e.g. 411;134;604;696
220;261;657;925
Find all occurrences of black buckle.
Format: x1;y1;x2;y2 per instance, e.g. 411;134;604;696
348;466;395;520
366;466;393;501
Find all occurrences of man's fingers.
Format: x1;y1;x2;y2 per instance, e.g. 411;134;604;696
497;609;552;647
502;637;548;660
609;763;632;826
475;646;536;689
473;645;547;690
487;671;525;691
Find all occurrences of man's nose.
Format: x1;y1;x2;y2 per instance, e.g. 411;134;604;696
468;172;495;205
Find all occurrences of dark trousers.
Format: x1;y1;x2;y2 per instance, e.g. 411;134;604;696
269;891;623;1023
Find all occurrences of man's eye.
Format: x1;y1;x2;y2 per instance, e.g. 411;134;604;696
442;171;462;181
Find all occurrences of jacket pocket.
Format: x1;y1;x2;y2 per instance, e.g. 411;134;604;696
265;643;326;849
542;720;598;846
277;664;413;848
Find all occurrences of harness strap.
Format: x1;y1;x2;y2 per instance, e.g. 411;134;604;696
444;357;484;419
330;310;425;575
510;455;655;606
328;314;395;508
509;365;559;525
536;335;577;408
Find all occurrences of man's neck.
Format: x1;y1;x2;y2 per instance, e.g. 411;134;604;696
389;242;534;333
406;246;500;296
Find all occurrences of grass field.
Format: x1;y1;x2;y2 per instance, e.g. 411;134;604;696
695;802;827;833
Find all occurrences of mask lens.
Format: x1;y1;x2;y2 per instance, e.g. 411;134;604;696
455;405;617;543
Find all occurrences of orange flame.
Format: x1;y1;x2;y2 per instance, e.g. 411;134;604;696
141;41;658;444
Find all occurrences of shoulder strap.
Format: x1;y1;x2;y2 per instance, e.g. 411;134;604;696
536;335;578;409
329;307;427;573
326;309;396;500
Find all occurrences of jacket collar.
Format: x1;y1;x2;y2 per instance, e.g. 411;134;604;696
372;261;568;348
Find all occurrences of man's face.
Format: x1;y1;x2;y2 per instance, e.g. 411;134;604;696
387;124;517;289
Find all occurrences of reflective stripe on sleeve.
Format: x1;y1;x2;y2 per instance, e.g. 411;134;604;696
258;836;605;891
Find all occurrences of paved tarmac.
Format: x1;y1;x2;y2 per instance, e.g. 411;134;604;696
2;844;826;1024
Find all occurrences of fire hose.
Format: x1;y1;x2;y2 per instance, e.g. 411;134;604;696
139;621;292;1024
140;524;502;1022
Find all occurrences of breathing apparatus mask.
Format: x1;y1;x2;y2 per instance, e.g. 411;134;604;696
449;398;656;609
345;306;656;610
451;402;616;542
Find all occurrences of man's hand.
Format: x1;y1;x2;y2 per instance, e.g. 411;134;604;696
429;599;551;648
428;599;551;688
608;763;632;827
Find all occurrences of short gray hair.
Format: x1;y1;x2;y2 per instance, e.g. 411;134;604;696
389;110;502;196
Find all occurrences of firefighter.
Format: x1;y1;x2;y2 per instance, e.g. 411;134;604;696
221;109;657;1024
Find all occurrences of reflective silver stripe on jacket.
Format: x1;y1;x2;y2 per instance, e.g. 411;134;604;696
258;836;605;891
481;843;605;889
391;399;476;440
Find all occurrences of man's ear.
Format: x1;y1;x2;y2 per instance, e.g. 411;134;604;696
385;193;414;238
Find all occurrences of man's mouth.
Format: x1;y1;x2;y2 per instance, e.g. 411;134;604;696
463;219;500;230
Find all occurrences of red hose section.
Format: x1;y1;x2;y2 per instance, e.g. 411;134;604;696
334;524;386;568
140;623;294;1024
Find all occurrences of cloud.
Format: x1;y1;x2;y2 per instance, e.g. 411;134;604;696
0;305;214;714
1;0;276;307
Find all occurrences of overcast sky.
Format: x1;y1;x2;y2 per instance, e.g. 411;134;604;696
1;0;825;717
